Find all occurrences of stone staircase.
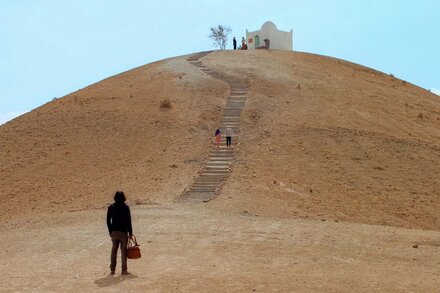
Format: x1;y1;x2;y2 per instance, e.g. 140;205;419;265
176;51;248;203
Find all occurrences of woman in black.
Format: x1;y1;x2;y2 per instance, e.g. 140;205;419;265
106;191;133;275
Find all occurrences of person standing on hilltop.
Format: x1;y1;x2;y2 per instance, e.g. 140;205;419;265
215;128;222;148
107;191;133;275
225;127;233;148
241;37;247;50
233;37;237;50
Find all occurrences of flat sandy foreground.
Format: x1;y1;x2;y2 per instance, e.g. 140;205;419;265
1;203;439;292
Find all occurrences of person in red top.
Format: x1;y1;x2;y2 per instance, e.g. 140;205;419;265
215;128;222;148
241;37;248;50
107;191;133;275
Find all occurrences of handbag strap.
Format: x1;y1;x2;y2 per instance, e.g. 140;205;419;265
128;235;139;247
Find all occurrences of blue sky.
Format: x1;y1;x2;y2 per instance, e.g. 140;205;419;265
1;0;439;124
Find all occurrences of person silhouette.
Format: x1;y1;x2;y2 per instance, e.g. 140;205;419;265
225;127;233;148
107;191;133;275
233;37;237;50
214;128;222;148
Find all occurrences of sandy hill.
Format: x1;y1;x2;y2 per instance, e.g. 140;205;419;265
1;50;440;230
2;50;440;291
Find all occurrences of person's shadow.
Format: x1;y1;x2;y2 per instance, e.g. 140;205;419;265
94;273;137;288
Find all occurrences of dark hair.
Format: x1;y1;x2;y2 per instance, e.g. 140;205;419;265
114;191;126;203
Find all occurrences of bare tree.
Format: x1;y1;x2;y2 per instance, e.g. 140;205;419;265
209;25;232;50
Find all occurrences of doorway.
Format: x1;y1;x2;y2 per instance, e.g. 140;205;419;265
255;35;260;49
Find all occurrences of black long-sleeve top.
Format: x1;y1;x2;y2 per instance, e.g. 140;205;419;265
106;202;133;235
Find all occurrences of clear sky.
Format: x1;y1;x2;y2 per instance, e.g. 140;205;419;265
1;0;439;124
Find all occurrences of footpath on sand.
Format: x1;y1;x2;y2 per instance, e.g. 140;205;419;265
177;51;249;204
0;204;439;291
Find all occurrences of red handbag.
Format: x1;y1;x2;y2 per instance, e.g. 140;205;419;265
127;236;141;259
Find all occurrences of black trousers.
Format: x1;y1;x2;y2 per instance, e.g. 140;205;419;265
226;136;232;146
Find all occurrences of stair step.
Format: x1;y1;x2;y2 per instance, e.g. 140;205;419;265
207;157;234;160
195;178;223;181
203;165;230;168
197;173;226;176
199;171;228;178
198;175;226;178
195;179;223;182
205;165;230;169
191;184;219;187
205;155;232;159
199;173;226;177
209;148;234;151
201;170;228;173
209;149;235;151
202;169;228;172
189;189;217;192
189;188;217;191
208;150;235;152
205;157;232;160
207;155;234;158
190;184;218;187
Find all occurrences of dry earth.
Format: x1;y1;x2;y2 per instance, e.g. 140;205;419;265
1;205;439;292
1;50;440;291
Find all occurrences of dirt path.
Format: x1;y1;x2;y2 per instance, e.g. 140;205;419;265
1;204;439;292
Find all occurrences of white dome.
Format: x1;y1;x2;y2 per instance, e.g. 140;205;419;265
261;21;278;31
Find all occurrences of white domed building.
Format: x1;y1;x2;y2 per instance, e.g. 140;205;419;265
245;21;293;50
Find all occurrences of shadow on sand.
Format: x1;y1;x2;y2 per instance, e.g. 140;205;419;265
94;273;137;288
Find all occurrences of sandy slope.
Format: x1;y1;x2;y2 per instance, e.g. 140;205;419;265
2;50;439;229
0;55;227;218
202;51;440;230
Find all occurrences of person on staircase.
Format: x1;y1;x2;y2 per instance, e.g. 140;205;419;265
107;191;133;275
215;128;222;148
225;127;233;148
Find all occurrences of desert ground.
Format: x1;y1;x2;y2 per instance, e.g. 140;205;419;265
1;204;439;292
1;50;440;291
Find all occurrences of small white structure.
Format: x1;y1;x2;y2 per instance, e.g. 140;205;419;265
246;21;293;50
